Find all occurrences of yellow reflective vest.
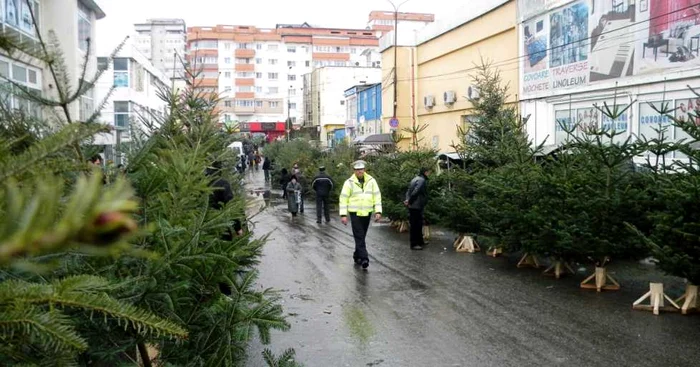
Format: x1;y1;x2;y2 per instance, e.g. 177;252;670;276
339;173;382;217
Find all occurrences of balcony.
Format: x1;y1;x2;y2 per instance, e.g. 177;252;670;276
198;78;218;87
235;63;255;72
234;104;255;114
235;78;255;86
235;48;256;58
236;92;255;99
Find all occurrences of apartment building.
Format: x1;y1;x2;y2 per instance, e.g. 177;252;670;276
380;0;518;151
519;0;700;165
0;0;105;120
306;66;382;146
94;38;170;164
344;83;383;139
186;22;383;135
134;18;187;81
368;10;435;38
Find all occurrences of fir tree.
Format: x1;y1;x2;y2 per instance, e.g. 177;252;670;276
0;4;186;364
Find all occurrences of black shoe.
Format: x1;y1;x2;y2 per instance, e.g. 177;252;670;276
361;259;369;269
325;218;331;223
411;246;423;250
354;258;362;265
316;220;321;224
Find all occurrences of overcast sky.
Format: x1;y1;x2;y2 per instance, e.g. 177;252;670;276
95;0;456;55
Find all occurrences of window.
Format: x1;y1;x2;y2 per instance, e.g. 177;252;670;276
288;88;296;96
268;73;278;80
237;86;252;92
305;60;310;67
224;86;231;92
255;72;262;79
269;101;279;108
12;65;26;83
340;100;345;105
268;59;278;65
290;103;297;109
287;46;296;53
113;58;129;87
267;44;279;51
224;71;231;78
224;100;232;107
288;74;296;81
268;87;278;94
78;2;91;52
255;86;263;93
79;79;94;121
255;100;263;108
238;43;250;49
224;114;231;122
224;42;231;50
256;43;263;50
224;57;231;64
255;58;262;64
236;100;254;107
236;72;253;78
6;0;40;36
114;101;130;129
351;48;357;54
235;58;251;64
287;61;296;67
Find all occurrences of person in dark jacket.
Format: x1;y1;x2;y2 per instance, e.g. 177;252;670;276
311;166;334;223
206;161;243;239
280;168;291;199
404;167;430;250
262;156;272;182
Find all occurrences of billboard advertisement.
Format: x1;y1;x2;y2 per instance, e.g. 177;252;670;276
521;0;700;98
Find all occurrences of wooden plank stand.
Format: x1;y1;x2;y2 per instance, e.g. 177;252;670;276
517;253;540;268
423;225;431;240
675;284;698;315
633;283;680;315
397;220;409;233
454;235;480;253
543;260;575;279
486;246;503;258
580;267;620;292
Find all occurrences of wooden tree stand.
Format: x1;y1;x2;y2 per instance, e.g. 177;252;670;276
517;253;540;268
633;283;680;315
543;260;575;279
396;220;409;233
580;267;620;292
454;234;480;253
422;225;431;240
675;284;698;315
486;246;503;257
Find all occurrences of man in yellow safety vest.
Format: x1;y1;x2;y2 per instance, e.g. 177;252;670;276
339;160;382;269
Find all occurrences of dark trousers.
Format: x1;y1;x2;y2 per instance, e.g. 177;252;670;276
350;213;371;262
264;169;270;182
316;195;330;221
409;208;424;247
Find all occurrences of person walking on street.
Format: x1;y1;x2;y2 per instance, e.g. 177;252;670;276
280;168;291;199
404;167;430;250
339;160;382;269
312;166;334;224
262;156;272;182
286;175;303;218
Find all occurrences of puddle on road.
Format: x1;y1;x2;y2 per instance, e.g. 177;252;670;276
342;305;375;347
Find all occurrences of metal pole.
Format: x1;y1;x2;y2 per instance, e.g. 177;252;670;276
393;7;398;121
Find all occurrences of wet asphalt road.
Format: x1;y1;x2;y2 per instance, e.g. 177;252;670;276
244;172;700;367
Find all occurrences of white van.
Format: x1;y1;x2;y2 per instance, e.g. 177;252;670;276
228;141;244;157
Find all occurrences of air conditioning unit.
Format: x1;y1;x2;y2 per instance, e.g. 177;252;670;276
424;95;435;109
467;85;480;100
443;91;456;105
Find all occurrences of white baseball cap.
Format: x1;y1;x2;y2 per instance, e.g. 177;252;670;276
352;160;366;169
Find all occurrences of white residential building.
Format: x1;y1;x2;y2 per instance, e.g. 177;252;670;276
0;0;105;120
367;10;435;39
134;18;186;81
94;39;170;164
187;20;393;138
306;66;382;146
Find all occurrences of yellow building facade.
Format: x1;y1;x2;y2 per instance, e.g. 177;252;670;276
381;0;518;152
